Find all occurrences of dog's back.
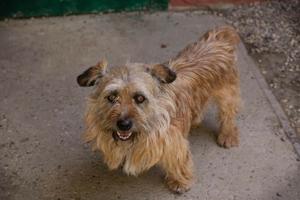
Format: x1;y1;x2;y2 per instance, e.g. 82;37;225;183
167;26;239;95
173;26;239;63
165;26;241;138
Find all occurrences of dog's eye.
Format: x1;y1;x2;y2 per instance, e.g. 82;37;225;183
107;94;117;103
134;95;145;104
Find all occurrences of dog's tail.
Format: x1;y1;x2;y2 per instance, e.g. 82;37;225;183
202;26;239;52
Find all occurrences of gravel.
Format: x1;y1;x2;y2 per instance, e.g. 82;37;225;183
218;0;300;136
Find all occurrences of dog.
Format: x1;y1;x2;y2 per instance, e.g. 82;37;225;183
77;26;241;194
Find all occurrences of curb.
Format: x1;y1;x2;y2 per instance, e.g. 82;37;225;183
169;0;272;9
169;4;236;11
239;42;300;157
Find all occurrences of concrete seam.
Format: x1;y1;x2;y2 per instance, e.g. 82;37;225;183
238;43;300;157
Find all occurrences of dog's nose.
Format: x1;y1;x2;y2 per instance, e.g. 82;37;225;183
117;119;132;131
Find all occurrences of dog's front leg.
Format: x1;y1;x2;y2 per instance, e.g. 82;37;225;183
160;137;194;194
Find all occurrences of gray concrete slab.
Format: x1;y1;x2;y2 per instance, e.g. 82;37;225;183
0;12;299;200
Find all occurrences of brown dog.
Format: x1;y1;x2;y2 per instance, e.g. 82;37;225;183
77;26;241;193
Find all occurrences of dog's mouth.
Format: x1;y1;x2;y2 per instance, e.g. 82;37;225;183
112;131;134;141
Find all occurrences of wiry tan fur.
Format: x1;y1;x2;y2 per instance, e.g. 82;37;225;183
77;26;241;194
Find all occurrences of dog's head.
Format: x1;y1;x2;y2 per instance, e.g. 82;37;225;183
77;60;176;142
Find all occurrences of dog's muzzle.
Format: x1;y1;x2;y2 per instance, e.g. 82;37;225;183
113;119;134;141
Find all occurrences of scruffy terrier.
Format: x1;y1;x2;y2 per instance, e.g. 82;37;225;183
77;26;241;193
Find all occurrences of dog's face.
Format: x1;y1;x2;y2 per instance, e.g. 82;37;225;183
77;60;176;142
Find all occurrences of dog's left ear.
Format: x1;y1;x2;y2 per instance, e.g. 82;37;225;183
77;60;107;87
151;64;177;84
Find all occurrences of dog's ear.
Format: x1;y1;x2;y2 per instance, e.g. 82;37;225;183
151;64;177;84
77;60;107;87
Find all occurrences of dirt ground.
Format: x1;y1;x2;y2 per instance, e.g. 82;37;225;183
251;52;300;134
218;0;300;136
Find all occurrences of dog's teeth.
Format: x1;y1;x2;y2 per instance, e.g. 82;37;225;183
116;131;132;140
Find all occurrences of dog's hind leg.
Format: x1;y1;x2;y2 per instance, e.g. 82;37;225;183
211;82;241;148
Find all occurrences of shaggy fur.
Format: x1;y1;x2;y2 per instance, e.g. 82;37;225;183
77;26;241;193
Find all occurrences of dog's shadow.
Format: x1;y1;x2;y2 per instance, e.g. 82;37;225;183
46;108;218;199
45;153;170;199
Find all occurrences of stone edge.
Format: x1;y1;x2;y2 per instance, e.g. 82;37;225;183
238;41;300;157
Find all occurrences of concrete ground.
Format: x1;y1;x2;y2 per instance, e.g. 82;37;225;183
0;11;299;200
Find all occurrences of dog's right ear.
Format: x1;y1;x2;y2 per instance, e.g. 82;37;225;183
77;60;107;87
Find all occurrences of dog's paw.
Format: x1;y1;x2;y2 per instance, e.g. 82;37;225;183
166;179;191;194
217;133;238;148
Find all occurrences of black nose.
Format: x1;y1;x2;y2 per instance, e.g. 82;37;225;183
117;119;132;131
